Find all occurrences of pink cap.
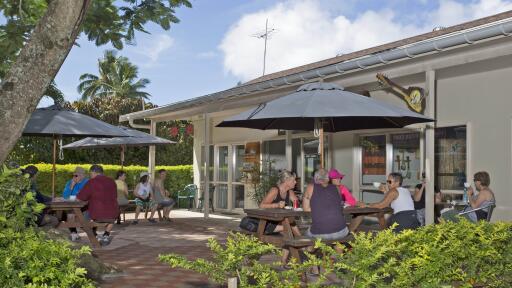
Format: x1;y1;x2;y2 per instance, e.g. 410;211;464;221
328;169;345;180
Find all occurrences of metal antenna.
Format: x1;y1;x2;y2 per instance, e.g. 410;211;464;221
251;19;276;76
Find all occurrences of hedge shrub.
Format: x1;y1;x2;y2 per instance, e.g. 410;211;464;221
161;220;512;287
0;167;94;287
25;163;193;198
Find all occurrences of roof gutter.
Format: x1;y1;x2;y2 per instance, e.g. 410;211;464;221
120;19;512;122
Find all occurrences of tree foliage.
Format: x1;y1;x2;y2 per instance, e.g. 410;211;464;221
78;50;150;101
0;0;192;78
7;96;194;166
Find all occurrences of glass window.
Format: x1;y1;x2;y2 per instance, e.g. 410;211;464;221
303;137;328;187
218;146;228;182
216;184;228;209
232;184;244;209
361;135;387;185
435;126;466;190
262;140;287;171
391;133;421;188
233;145;245;183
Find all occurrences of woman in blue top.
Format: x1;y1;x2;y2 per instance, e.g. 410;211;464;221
62;167;89;199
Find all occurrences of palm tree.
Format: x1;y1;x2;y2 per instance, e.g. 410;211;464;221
43;80;65;105
77;50;150;101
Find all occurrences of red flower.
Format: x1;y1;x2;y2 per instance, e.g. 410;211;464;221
170;127;179;137
185;124;194;136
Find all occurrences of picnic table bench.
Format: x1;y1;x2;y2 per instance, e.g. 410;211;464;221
243;207;393;261
47;201;101;248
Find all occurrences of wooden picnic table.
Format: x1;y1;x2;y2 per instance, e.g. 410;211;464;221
244;206;393;261
47;201;100;248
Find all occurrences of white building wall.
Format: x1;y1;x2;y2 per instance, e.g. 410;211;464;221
436;57;512;221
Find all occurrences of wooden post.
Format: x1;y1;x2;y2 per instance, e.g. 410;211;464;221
52;136;57;199
120;145;125;169
227;277;237;288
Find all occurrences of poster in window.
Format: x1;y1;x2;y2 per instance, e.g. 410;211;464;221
361;135;386;185
391;133;420;187
435;126;467;190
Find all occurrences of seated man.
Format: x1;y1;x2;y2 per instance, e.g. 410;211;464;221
62;166;89;241
303;169;349;242
151;169;176;221
350;172;419;233
77;164;119;246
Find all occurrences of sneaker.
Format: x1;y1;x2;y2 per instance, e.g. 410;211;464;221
69;232;81;242
131;220;138;225
148;218;157;223
99;235;113;246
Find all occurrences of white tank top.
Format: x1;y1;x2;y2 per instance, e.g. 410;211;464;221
391;187;415;214
138;183;152;198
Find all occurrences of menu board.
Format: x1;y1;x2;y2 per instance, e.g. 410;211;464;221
361;135;386;185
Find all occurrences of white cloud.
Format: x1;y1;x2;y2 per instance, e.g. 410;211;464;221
220;0;512;82
128;34;174;67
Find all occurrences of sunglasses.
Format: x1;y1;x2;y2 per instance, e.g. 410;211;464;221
386;180;393;184
73;174;79;177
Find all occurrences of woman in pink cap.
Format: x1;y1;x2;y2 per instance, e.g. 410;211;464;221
328;169;357;206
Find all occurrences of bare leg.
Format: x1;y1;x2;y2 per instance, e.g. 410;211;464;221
349;215;364;232
164;207;171;219
134;206;141;220
149;205;157;219
281;249;290;265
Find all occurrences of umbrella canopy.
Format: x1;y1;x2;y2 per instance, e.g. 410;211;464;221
217;82;433;132
23;104;131;137
21;104;131;198
62;126;175;149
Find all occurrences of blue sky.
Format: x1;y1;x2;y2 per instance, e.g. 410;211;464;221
33;0;512;107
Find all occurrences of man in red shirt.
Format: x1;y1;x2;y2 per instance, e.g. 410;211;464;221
78;164;118;246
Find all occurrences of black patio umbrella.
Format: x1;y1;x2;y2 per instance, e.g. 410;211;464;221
22;104;131;197
217;82;433;168
63;126;175;168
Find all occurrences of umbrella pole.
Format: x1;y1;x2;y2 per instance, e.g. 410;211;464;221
52;136;56;199
320;127;324;169
120;145;125;169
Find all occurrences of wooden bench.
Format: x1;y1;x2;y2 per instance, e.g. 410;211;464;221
118;200;163;223
283;234;354;248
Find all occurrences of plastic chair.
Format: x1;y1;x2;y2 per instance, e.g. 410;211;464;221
458;202;496;222
197;184;215;213
176;184;197;210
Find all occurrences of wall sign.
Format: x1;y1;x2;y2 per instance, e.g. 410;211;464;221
376;73;426;114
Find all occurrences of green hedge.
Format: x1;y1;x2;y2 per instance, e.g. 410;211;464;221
26;163;193;198
161;220;512;287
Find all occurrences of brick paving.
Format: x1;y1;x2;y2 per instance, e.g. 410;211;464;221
75;210;244;288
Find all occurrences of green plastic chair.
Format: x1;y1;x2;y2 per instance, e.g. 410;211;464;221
177;184;197;209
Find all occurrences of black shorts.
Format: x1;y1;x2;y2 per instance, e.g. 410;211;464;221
388;210;420;233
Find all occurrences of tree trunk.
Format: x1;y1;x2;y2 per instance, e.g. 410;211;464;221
0;0;91;165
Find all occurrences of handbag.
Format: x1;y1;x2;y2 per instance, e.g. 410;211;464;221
239;216;259;232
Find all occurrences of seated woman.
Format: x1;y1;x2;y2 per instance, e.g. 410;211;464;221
350;172;419;233
62;167;88;200
328;169;357;207
303;169;349;242
132;172;156;224
259;170;301;265
21;165;58;228
442;171;495;222
115;170;130;206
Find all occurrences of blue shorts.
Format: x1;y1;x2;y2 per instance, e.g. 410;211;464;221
306;226;350;240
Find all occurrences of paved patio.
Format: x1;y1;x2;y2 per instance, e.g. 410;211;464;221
81;210;243;288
